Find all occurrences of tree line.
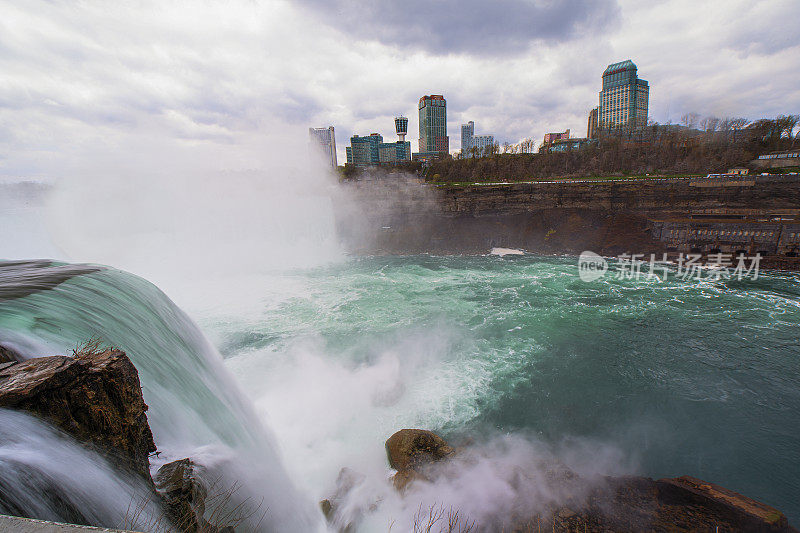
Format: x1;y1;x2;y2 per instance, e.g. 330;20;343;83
425;114;799;183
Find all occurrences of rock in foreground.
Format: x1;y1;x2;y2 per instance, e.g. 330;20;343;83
385;429;797;532
0;348;156;481
385;428;454;490
155;458;235;533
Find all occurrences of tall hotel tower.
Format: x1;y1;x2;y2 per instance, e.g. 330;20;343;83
418;95;449;155
598;60;649;134
308;126;338;168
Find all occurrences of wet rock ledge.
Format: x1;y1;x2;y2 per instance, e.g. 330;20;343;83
322;429;798;533
0;347;227;532
0;348;155;481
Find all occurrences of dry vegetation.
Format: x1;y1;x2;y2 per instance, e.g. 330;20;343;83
120;476;266;533
425;115;799;183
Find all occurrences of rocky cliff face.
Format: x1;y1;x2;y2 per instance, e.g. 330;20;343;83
0;349;156;481
336;176;800;256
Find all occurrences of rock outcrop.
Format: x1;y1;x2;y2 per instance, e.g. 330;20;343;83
0;349;156;481
319;468;364;533
385;429;798;532
542;475;797;533
155;458;228;533
385;429;454;491
0;343;20;363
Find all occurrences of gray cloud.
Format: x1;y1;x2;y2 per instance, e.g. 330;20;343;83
0;0;798;176
294;0;620;55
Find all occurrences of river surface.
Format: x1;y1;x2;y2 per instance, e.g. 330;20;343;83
1;180;799;530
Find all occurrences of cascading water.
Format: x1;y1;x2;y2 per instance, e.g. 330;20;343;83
0;409;162;529
0;258;321;531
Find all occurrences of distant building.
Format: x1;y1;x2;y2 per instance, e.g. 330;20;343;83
308;126;337;168
542;138;593;153
754;150;800;168
378;141;411;165
598;59;649;134
461;121;473;154
539;129;594;153
395;116;408;142
408;152;436;164
587;108;598;139
345;119;411;168
418;95;449;155
383;116;412;164
346;133;383;168
461;120;494;158
543;129;570;145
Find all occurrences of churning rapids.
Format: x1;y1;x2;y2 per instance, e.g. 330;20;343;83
1;177;799;531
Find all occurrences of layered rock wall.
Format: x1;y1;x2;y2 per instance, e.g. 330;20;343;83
337;176;800;257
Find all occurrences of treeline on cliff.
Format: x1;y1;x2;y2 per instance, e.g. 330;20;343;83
426;116;799;183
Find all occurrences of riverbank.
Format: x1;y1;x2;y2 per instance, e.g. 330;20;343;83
335;175;800;270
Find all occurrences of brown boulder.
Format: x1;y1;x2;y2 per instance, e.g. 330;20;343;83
0;349;156;481
385;429;454;472
385;429;454;491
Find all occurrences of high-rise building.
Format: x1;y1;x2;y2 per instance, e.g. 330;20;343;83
346;133;383;168
308;126;337;168
461;121;474;154
598;60;649;134
461;121;494;158
587;108;598;139
418;95;449;155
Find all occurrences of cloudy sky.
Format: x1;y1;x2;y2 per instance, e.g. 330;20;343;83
1;0;799;176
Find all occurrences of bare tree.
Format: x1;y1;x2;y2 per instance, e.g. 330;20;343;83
681;112;700;129
729;117;751;143
520;138;534;154
777;114;799;140
700;116;720;133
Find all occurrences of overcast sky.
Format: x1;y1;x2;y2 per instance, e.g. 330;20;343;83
1;0;799;175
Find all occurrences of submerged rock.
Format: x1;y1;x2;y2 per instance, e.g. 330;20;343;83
0;348;156;480
319;467;364;533
155;458;209;533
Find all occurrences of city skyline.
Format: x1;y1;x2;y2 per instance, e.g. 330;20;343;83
1;1;799;177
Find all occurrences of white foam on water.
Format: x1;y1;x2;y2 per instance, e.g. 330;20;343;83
490;247;525;256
